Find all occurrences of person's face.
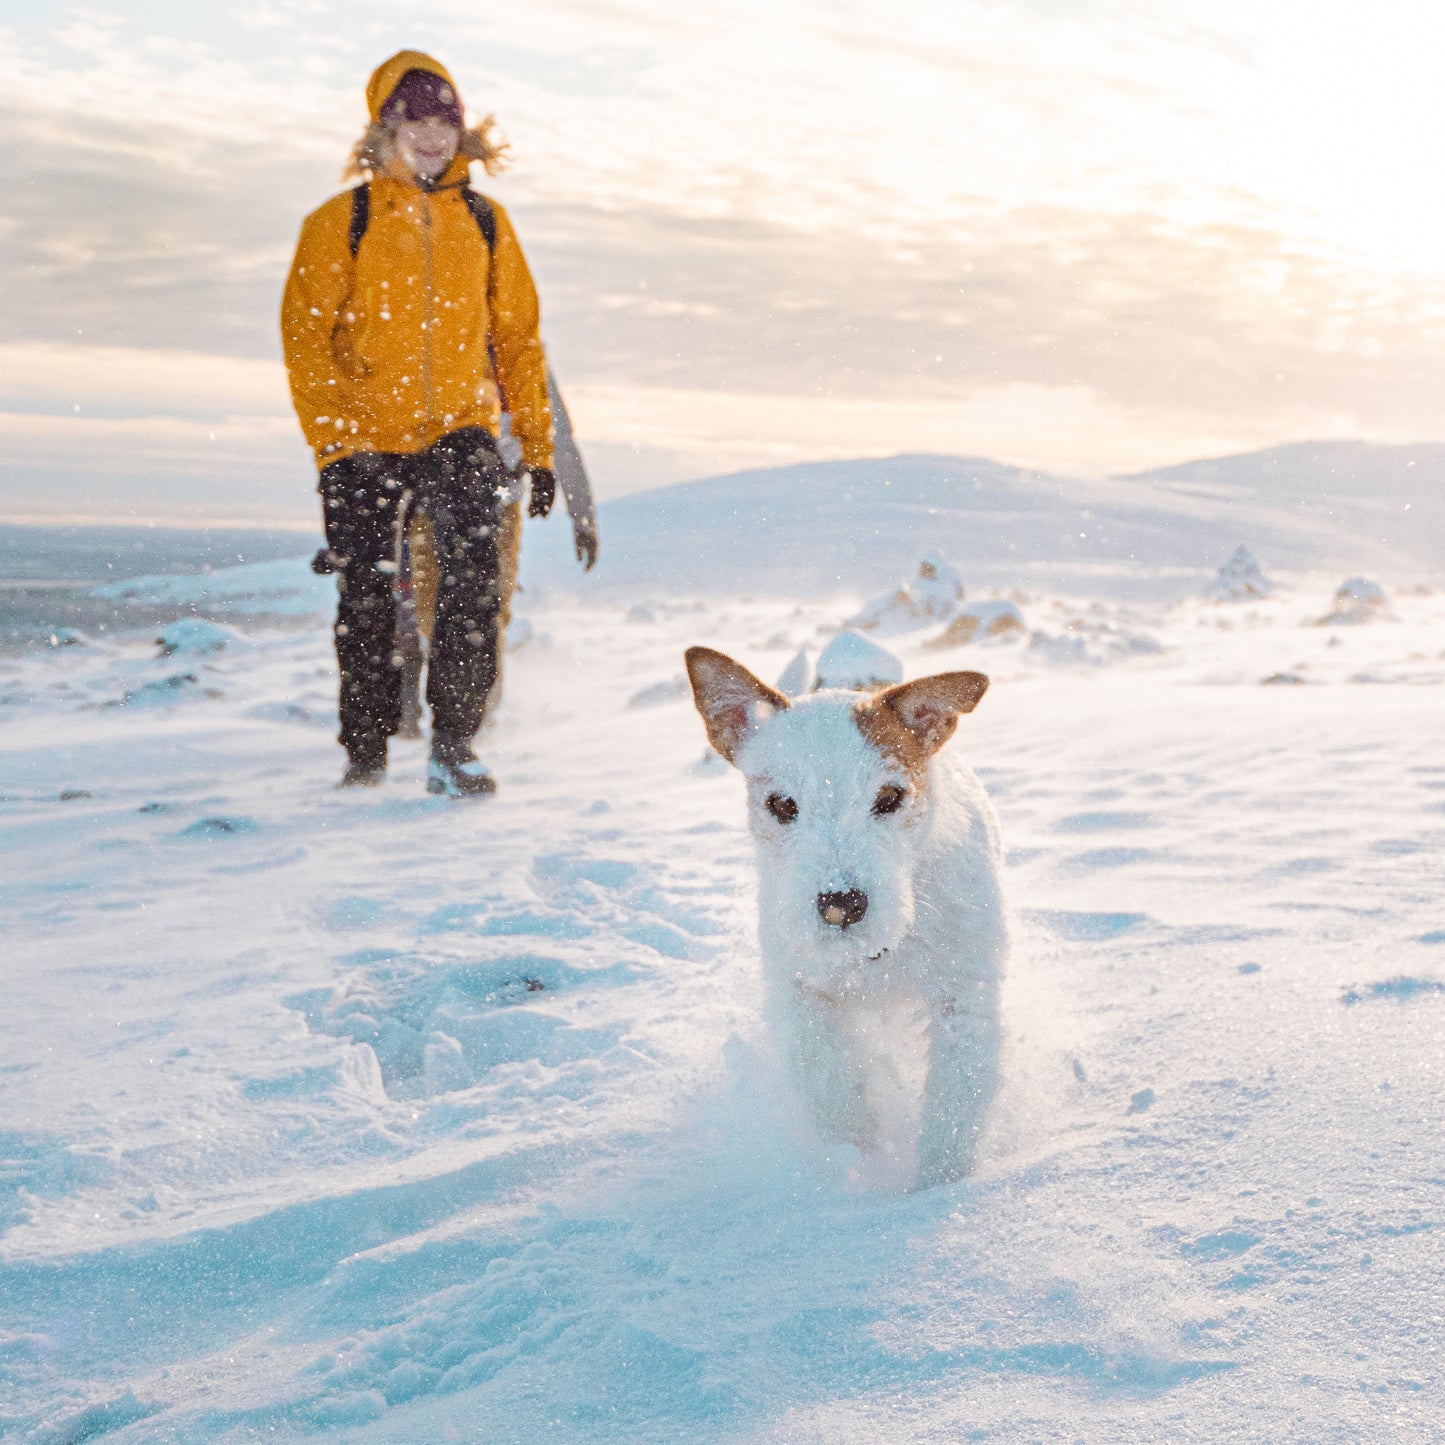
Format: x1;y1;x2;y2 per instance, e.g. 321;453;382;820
395;116;460;179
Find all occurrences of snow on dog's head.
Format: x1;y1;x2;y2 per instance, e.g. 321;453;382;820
685;646;988;983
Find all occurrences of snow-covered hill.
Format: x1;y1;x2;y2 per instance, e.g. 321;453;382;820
521;443;1445;600
1123;439;1445;569
46;441;1441;619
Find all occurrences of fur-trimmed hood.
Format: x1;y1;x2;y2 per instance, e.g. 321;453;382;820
346;120;508;184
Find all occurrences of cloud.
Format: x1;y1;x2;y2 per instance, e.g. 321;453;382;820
534;200;1445;434
0;410;310;526
0;340;311;523
3;1;1445;525
0;342;289;417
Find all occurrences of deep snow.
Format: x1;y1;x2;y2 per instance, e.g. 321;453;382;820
1;498;1444;1440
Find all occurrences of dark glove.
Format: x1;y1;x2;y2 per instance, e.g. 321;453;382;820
310;547;341;575
525;467;556;519
573;517;598;572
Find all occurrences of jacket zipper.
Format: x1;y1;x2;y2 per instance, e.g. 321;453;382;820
420;190;435;437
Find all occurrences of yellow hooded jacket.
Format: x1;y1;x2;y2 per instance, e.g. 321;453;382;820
281;51;553;472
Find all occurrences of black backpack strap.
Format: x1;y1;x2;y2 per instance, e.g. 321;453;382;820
463;189;497;253
348;183;370;258
465;190;500;388
349;182;493;258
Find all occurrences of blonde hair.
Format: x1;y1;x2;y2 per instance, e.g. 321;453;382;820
344;116;510;181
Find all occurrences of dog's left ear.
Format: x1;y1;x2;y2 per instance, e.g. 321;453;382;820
685;646;790;764
873;672;989;756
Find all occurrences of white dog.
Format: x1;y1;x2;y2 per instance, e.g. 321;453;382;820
686;646;1007;1188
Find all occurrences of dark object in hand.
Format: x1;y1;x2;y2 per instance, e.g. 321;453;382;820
311;548;341;575
573;517;598;571
526;467;556;519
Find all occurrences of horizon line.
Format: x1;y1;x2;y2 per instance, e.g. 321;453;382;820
2;433;1440;532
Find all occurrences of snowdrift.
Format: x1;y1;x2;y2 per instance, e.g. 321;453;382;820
4;572;1445;1441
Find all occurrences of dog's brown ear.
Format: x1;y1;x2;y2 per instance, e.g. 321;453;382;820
873;672;989;757
685;646;789;764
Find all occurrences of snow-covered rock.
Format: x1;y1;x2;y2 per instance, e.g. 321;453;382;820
1205;545;1273;601
847;550;966;632
813;630;903;690
775;647;811;696
909;550;967;614
1316;577;1391;625
47;628;101;649
922;599;1027;650
156;618;240;657
107;672;210;708
847;585;916;632
95;556;330;618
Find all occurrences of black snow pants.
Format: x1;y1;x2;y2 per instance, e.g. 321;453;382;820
319;428;508;762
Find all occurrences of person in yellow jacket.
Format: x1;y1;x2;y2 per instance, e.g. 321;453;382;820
281;50;556;795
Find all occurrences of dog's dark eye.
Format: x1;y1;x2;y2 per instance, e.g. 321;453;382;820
873;784;907;816
765;793;799;825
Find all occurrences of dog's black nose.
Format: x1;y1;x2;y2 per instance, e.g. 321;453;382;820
817;889;868;929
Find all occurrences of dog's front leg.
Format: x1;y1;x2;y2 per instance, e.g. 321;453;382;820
915;984;1001;1187
774;988;874;1150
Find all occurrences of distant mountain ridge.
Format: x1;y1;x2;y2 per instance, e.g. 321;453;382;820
520;440;1444;598
1121;439;1443;569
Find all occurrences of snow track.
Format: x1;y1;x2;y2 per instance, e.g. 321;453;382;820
1;576;1443;1441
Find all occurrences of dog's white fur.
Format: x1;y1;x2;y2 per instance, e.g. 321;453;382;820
686;646;1007;1189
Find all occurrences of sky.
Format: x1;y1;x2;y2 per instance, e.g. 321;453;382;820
4;0;1445;526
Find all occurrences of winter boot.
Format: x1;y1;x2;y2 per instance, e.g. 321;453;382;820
427;730;496;797
339;742;387;788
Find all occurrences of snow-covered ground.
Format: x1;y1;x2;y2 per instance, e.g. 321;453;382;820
2;542;1443;1441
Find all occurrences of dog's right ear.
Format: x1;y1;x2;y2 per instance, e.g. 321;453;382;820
871;671;989;757
685;647;789;764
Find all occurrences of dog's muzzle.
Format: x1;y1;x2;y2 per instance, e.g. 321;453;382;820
817;889;868;929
